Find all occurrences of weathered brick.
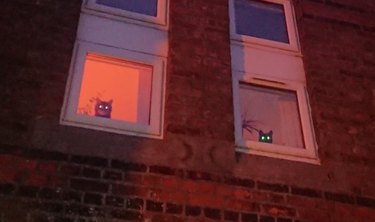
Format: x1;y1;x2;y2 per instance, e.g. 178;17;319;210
70;155;108;167
82;167;101;179
204;207;221;220
185;205;201;217
60;165;81;177
54;216;75;222
146;200;163;212
70;179;108;193
37;162;58;173
291;186;323;198
103;170;122;181
262;204;296;217
324;192;355;204
126;197;144;210
357;196;375;208
258;182;289;193
260;215;275;222
111;209;142;220
0;183;15;194
106;195;124;207
39;187;61;199
62;190;82;203
242;213;257;222
224;210;239;221
112;184;147;197
149;165;177;176
166;203;183;214
277;217;292;222
186;171;220;182
84;192;102;205
111;160;147;172
224;176;255;189
17;185;39;198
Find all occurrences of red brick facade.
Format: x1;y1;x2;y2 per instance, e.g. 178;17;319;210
0;0;374;221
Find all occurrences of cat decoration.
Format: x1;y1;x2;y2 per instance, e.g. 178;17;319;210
242;118;273;144
94;99;113;118
258;130;273;143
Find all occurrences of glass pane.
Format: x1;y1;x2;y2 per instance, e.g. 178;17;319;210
96;0;158;16
234;0;289;43
240;83;304;148
77;53;153;125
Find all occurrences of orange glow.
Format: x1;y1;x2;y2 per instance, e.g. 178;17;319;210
77;53;152;124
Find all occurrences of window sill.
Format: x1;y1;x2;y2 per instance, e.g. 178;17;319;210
236;146;321;165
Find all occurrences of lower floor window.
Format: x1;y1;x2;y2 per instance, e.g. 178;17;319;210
233;73;319;163
240;82;304;148
77;53;153;125
61;41;166;138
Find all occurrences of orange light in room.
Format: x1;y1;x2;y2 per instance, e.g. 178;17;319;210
77;53;152;125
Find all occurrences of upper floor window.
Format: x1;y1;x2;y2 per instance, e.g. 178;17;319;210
229;0;319;163
84;0;168;26
96;0;157;16
230;0;298;50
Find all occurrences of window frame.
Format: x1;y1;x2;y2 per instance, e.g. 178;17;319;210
232;72;319;164
60;41;166;139
83;0;169;26
229;0;299;52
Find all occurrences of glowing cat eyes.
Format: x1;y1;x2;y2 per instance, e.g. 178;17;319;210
261;136;265;140
98;105;109;109
267;136;270;140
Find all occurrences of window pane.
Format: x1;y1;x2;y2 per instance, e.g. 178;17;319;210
77;53;152;125
96;0;158;16
234;0;289;43
240;83;304;148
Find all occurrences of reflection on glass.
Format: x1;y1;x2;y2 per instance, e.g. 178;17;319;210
234;0;289;43
77;53;152;125
240;82;304;148
96;0;158;16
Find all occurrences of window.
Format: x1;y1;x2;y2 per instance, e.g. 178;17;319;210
229;0;319;163
61;0;168;138
84;0;168;26
230;0;298;50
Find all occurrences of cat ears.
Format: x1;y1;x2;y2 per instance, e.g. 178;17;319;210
95;98;113;104
259;130;273;135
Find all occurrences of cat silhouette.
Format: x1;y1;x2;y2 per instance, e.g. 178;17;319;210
259;130;273;143
94;99;113;118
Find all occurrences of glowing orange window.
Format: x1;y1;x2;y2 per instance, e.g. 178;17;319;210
77;53;152;125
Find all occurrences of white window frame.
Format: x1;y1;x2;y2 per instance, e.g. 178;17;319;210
230;0;319;163
232;72;319;164
83;0;169;27
229;0;299;52
60;41;166;139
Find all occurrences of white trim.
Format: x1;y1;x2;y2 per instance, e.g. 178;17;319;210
83;0;169;27
229;0;300;52
60;41;166;139
232;72;319;163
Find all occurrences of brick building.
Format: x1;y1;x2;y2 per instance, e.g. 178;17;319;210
0;0;375;221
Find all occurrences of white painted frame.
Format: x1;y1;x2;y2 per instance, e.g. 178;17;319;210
232;72;319;164
60;41;166;139
229;0;300;52
83;0;169;27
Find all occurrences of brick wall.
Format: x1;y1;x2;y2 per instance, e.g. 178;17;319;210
0;0;374;221
0;146;374;222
